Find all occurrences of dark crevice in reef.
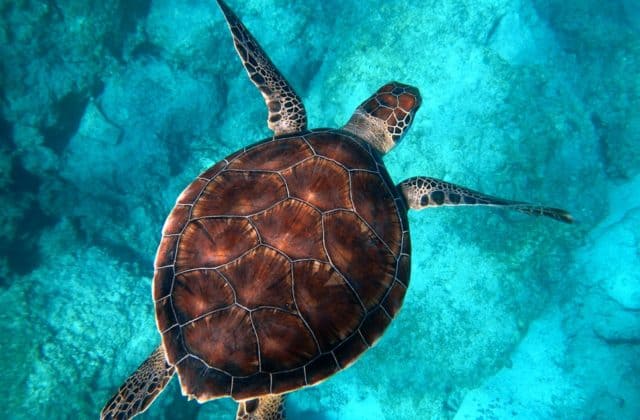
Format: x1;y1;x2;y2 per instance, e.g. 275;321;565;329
43;0;64;21
0;84;8;108
67;214;152;276
591;112;610;167
3;201;55;278
104;0;153;62
2;160;56;278
91;78;106;98
594;328;640;346
0;112;13;147
41;90;90;154
167;131;192;177
485;13;505;44
130;32;163;61
120;0;152;34
9;157;39;194
95;236;151;275
40;79;105;154
590;111;627;180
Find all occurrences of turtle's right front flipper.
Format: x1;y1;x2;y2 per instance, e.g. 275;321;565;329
399;176;573;223
101;344;175;420
216;0;307;136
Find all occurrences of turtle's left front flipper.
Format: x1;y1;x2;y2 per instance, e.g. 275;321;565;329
216;0;307;136
101;345;175;420
399;176;573;223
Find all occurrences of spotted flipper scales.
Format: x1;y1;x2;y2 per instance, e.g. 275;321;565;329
236;395;285;420
101;345;175;420
399;176;573;223
216;0;307;136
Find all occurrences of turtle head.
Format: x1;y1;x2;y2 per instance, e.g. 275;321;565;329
343;82;421;154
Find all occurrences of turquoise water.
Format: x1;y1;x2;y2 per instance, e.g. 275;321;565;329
1;0;639;418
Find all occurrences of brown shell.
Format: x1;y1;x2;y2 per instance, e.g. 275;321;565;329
153;129;410;402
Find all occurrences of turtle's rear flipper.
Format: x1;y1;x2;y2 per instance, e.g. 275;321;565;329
399;176;573;223
215;0;307;136
101;345;175;420
236;395;285;420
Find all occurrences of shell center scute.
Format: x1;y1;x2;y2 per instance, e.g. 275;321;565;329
251;198;326;261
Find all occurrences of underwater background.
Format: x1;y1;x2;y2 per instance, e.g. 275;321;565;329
1;0;639;418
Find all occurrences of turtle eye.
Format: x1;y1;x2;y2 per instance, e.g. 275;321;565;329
420;195;429;207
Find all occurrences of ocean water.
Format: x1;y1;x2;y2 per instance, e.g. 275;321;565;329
1;0;638;418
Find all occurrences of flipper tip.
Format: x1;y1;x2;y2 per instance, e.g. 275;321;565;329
546;208;574;224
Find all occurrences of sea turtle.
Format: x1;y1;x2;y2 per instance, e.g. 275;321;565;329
101;1;572;419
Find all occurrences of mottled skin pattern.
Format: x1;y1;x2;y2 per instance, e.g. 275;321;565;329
217;0;306;135
344;83;421;153
101;0;572;418
101;346;175;419
399;177;573;223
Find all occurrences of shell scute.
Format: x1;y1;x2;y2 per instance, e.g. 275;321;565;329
193;171;287;217
162;205;191;235
252;309;319;371
172;269;234;324
271;369;306;394
161;324;187;365
218;246;293;311
305;353;339;385
176;178;207;205
251;199;325;260
177;356;232;401
174;218;259;272
381;281;407;319
231;373;271;401
359;307;391;346
153;267;174;301
155;296;178;332
351;170;403;254
334;332;369;369
323;210;396;310
183;307;258;377
305;131;377;170
227;137;313;171
293;260;364;352
154;235;179;268
281;156;351;211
